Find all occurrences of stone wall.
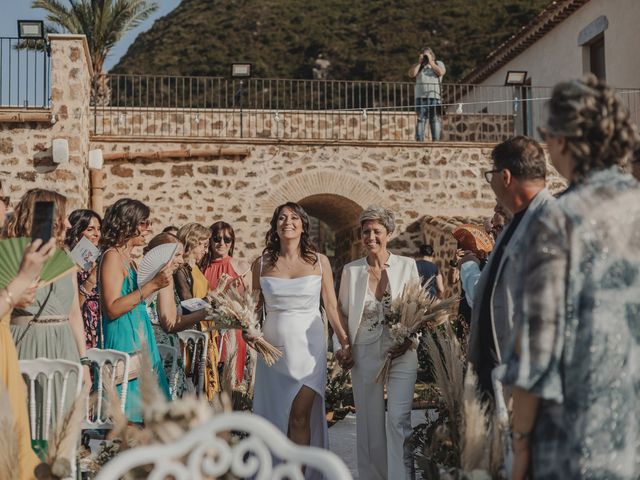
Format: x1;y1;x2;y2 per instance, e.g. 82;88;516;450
0;35;93;209
92;107;514;143
89;138;565;264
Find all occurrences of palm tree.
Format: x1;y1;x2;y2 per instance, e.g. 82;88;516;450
32;0;159;104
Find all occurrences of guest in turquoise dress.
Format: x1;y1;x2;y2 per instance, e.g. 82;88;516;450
98;198;172;422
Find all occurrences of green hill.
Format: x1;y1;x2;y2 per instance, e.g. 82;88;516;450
112;0;550;82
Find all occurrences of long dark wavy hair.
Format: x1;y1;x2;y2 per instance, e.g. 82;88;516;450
200;221;236;269
64;209;102;249
263;202;317;269
99;198;150;250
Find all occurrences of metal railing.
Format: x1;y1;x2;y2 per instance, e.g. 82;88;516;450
0;37;51;109
92;74;640;142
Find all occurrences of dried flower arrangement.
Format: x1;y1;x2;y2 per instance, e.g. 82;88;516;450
205;286;282;366
414;324;506;479
375;278;459;384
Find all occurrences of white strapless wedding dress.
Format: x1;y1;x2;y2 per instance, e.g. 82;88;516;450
253;266;329;477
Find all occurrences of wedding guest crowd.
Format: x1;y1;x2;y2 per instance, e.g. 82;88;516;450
1;72;639;480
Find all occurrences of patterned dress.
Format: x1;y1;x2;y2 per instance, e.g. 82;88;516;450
503;167;640;479
146;295;188;399
78;269;100;350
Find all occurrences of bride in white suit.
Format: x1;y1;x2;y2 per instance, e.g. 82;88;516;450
338;205;420;480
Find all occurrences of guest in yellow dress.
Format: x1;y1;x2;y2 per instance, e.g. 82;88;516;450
174;223;219;399
0;231;56;480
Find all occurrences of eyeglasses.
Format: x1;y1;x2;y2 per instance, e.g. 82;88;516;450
139;219;153;229
483;169;502;183
213;235;233;244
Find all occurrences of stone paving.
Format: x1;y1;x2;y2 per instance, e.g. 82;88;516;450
328;410;427;479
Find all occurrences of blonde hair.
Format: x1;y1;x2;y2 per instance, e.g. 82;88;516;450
177;222;211;258
7;189;67;246
546;74;639;179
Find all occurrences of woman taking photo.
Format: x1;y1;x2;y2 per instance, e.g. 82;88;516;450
174;223;218;398
65;209;102;349
8;190;91;429
504;75;640;479
99;198;170;422
338;205;419;480
200;221;251;386
252;202;351;471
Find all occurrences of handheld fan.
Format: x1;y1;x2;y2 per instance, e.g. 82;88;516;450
137;243;179;304
452;224;495;257
0;237;77;290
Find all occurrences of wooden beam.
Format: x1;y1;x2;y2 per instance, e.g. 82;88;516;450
102;146;249;161
0;111;52;123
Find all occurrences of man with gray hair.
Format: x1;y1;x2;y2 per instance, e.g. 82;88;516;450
462;136;554;396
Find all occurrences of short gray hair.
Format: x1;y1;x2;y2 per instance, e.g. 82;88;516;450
359;205;395;233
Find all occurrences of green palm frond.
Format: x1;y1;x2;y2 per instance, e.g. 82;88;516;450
31;0;159;73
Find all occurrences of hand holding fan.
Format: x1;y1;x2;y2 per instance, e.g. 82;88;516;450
137;243;179;304
452;224;495;257
0;237;77;290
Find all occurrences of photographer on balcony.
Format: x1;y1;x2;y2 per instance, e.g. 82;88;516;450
409;47;446;142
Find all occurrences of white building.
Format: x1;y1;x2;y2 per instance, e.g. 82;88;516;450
460;0;640;137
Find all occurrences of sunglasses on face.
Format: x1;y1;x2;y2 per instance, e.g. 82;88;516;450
213;235;233;244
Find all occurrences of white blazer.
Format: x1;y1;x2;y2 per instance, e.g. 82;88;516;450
336;253;420;349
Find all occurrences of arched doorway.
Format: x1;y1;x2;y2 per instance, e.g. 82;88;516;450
262;170;386;273
299;193;363;274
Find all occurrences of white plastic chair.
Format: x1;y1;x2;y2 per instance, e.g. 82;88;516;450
492;365;513;477
177;329;208;396
95;411;353;480
82;348;130;429
20;358;83;479
157;344;179;397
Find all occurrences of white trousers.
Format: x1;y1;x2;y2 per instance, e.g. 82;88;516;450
351;332;418;480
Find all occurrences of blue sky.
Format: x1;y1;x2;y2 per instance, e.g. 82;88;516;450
2;0;181;71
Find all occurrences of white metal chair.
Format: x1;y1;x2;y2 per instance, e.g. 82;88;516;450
20;358;83;479
95;411;353;480
157;344;179;397
177;329;208;396
492;365;513;477
82;348;130;429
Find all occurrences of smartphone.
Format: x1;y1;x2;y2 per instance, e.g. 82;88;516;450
31;201;56;244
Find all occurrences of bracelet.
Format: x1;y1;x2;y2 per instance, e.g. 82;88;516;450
340;343;351;350
1;288;15;308
511;430;531;441
79;356;92;367
138;287;144;303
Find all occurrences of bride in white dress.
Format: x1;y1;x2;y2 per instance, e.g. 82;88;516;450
251;202;352;476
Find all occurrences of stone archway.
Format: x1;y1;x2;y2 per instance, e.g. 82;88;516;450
264;170;386;269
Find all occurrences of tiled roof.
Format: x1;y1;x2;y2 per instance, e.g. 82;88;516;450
462;0;591;84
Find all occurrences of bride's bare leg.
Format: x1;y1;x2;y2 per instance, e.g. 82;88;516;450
288;385;316;446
